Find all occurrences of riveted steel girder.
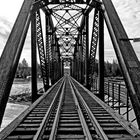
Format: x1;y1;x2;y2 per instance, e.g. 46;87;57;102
89;8;99;86
0;0;34;126
36;10;49;91
31;10;38;103
102;0;140;127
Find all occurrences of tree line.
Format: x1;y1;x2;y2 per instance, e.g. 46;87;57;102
104;60;122;77
15;58;41;78
15;58;122;79
93;59;122;77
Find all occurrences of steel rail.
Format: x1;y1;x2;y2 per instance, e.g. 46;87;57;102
71;77;140;137
0;77;64;140
68;77;93;140
33;77;66;140
49;78;66;140
69;77;109;140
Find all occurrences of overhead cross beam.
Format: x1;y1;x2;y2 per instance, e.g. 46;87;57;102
50;5;84;58
42;0;88;4
52;3;83;11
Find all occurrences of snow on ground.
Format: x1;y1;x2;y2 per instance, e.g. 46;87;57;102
10;80;43;95
0;80;43;131
0;103;28;131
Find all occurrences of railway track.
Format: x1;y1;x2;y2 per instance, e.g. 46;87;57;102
0;76;140;140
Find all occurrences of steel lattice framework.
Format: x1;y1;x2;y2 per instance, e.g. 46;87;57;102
1;0;140;129
36;10;49;91
89;8;99;78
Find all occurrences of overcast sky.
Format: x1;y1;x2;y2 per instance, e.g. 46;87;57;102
0;0;140;65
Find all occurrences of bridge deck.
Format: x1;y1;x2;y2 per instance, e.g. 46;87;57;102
0;76;140;140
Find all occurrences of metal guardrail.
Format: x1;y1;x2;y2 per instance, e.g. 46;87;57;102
104;79;132;108
91;78;137;128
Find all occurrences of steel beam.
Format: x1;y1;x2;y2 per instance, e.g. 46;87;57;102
85;15;89;88
78;33;83;84
72;59;74;78
84;0;100;15
31;11;38;103
50;37;55;85
0;0;33;126
45;15;50;88
42;7;54;29
42;0;87;4
80;33;84;84
89;8;99;89
36;10;49;91
98;9;104;101
102;0;140;127
78;45;82;83
82;27;86;85
80;0;100;31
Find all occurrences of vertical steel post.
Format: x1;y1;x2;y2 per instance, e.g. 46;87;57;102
45;15;50;89
70;60;72;76
31;11;38;102
82;27;86;85
70;59;73;77
79;46;82;83
36;11;48;91
73;59;75;78
126;90;129;121
85;15;89;88
108;81;110;105
58;55;61;78
112;83;114;108
81;33;84;84
73;55;76;79
89;9;99;90
118;84;121;114
51;34;55;85
61;59;64;77
76;55;79;81
79;34;83;83
98;9;104;101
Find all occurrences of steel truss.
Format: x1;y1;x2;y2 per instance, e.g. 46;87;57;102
0;0;140;130
36;10;49;91
89;8;99;89
102;0;140;127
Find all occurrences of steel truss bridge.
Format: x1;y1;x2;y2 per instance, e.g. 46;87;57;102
0;0;140;139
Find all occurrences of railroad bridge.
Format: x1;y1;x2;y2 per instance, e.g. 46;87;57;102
0;0;140;139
